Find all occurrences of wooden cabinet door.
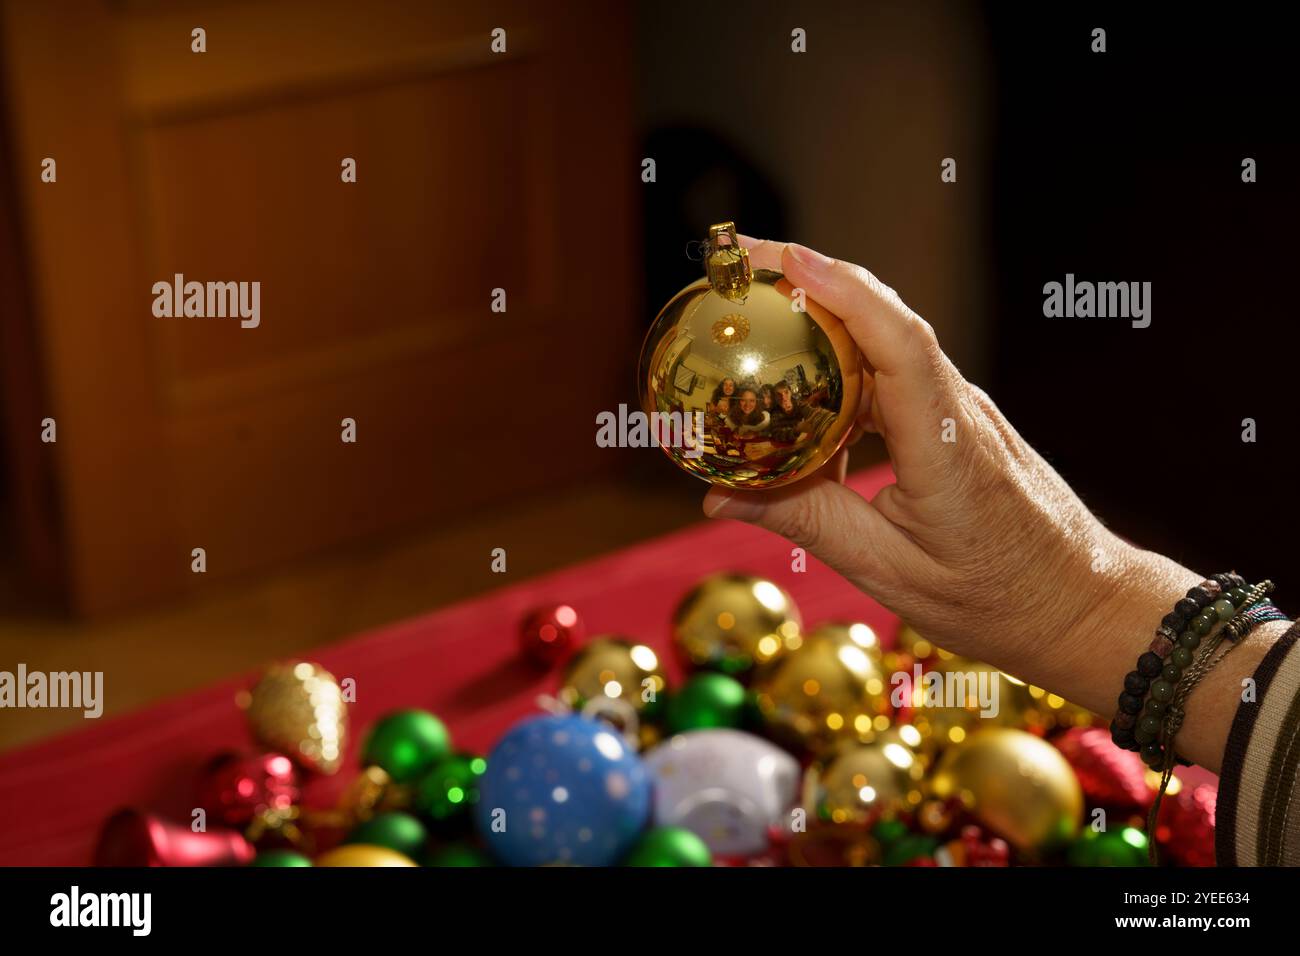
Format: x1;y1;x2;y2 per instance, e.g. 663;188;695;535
0;0;637;615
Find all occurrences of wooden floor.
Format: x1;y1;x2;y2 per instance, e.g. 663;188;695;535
0;445;885;753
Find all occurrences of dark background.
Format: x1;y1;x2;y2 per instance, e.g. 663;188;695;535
985;6;1298;582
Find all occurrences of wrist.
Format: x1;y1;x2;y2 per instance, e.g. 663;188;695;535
1052;539;1201;719
989;534;1197;724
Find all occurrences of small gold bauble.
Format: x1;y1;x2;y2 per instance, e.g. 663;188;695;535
557;636;667;714
671;572;802;676
637;221;864;489
928;727;1083;854
1020;684;1100;733
314;844;418;867
751;620;890;756
242;660;347;775
906;655;1038;750
818;734;924;825
894;622;938;662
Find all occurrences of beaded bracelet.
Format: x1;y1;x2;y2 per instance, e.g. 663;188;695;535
1109;572;1248;753
1145;581;1286;862
1138;580;1274;769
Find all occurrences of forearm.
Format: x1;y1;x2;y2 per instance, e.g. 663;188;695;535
991;537;1286;774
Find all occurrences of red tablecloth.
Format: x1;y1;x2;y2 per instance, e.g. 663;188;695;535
0;466;904;865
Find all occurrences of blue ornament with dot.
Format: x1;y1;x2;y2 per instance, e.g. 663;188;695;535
475;713;651;866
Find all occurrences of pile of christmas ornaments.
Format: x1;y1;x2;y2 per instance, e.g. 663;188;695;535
93;572;1216;867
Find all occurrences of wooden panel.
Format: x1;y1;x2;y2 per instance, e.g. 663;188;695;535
1;0;636;614
134;60;541;398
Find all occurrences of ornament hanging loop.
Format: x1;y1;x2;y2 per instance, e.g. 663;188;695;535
705;221;752;302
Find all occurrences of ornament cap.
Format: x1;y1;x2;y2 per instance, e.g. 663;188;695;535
705;221;751;301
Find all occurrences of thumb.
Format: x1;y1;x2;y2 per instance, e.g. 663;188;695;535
702;466;906;590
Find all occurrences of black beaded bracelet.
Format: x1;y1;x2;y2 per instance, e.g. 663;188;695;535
1136;581;1274;769
1144;582;1287;866
1109;572;1247;753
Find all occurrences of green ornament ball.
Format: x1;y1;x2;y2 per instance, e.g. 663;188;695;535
250;849;313;867
871;818;910;847
665;673;747;733
623;826;713;867
1067;827;1150;867
344;811;429;860
361;709;451;784
413;753;486;830
422;844;495;867
882;833;939;867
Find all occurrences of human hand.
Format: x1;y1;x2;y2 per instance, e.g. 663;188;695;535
702;237;1219;742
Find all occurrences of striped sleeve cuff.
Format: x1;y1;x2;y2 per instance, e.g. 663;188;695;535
1216;620;1300;865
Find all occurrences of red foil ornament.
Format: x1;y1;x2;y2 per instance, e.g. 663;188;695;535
519;604;584;666
94;809;255;866
1054;726;1152;812
1156;782;1217;867
196;751;300;828
940;824;1011;867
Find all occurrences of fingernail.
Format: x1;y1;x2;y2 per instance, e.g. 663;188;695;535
788;243;834;271
703;489;766;522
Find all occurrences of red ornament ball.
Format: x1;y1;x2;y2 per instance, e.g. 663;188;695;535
519;604;584;666
196;751;300;828
1155;781;1217;867
1054;726;1152;812
948;824;1011;867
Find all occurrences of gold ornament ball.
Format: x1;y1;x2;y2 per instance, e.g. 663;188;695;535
928;727;1083;854
672;572;802;676
1020;683;1099;733
558;636;666;714
751;620;891;756
242;660;347;775
906;655;1038;750
314;844;418;867
894;623;939;662
637;222;864;489
818;734;925;825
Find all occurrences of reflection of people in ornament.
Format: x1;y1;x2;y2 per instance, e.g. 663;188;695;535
729;388;770;435
769;381;810;444
702;235;1300;866
709;377;737;409
707;396;736;453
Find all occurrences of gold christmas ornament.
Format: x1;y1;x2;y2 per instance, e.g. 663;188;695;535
557;636;667;714
905;655;1037;750
894;623;938;662
671;572;802;676
301;766;404;833
242;661;348;775
637;221;864;489
928;727;1083;854
1021;683;1099;733
751;620;890;756
314;844;418;867
818;734;924;825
